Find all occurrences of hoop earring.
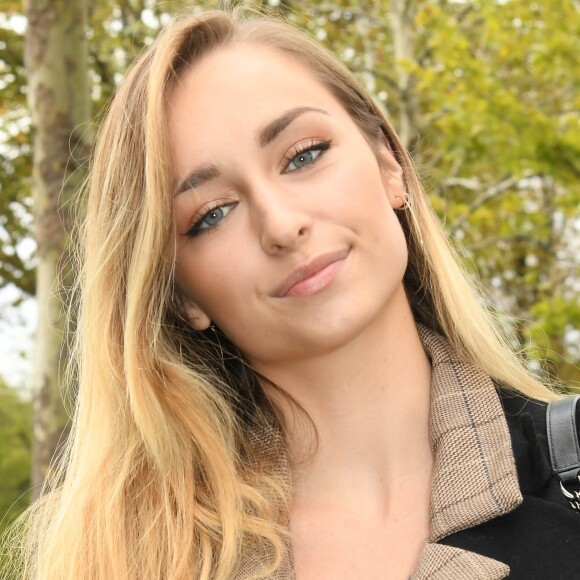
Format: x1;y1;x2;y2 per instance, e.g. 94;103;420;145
396;192;424;246
208;323;227;370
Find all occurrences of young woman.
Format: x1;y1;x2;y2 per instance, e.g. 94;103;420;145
12;8;579;580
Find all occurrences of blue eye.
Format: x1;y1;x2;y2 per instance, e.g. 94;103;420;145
286;141;331;172
187;203;236;237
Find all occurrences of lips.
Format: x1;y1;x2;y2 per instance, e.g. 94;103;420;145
274;248;350;298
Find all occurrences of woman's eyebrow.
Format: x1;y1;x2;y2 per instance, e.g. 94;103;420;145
175;107;328;196
258;106;328;147
175;164;220;196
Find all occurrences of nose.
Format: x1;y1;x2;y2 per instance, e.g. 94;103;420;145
251;182;312;254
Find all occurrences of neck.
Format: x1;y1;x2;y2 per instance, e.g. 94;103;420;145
257;286;434;510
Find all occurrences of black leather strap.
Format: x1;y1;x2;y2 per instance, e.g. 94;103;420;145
546;395;580;485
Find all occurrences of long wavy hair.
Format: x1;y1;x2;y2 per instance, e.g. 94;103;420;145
7;7;556;580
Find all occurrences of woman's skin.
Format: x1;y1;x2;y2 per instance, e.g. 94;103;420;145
169;45;434;579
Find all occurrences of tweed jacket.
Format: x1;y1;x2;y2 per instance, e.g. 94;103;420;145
235;327;580;579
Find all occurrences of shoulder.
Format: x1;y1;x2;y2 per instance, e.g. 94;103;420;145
440;388;580;579
495;387;580;498
495;387;552;496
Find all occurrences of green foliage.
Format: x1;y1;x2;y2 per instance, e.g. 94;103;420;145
409;0;580;384
0;380;32;568
0;9;34;298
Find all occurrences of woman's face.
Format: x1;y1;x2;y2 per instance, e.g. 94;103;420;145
169;44;409;368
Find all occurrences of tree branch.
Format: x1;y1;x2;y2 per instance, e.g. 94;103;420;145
446;175;520;230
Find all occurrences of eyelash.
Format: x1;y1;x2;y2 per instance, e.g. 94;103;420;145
185;139;332;237
283;139;331;173
186;201;237;237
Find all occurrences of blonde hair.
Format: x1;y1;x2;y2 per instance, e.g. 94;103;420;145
7;8;556;580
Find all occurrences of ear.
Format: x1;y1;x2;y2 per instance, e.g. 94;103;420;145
182;300;212;331
377;137;406;210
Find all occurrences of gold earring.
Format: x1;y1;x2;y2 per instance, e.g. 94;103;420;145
396;192;424;246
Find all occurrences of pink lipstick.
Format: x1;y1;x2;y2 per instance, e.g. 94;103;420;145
274;249;349;298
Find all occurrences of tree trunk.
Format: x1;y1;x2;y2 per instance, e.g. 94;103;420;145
24;0;90;498
389;0;416;149
355;10;376;95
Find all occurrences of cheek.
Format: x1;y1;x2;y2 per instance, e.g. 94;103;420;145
331;166;395;230
175;243;245;317
312;165;377;209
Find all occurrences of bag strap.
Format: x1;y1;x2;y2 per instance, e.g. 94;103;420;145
546;395;580;511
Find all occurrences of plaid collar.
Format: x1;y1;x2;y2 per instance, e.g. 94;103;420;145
411;326;521;579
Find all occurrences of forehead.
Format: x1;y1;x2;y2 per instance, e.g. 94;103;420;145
167;44;349;141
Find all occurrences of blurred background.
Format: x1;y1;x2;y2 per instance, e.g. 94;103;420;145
0;0;578;563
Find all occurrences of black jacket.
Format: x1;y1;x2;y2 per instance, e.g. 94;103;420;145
440;390;580;579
